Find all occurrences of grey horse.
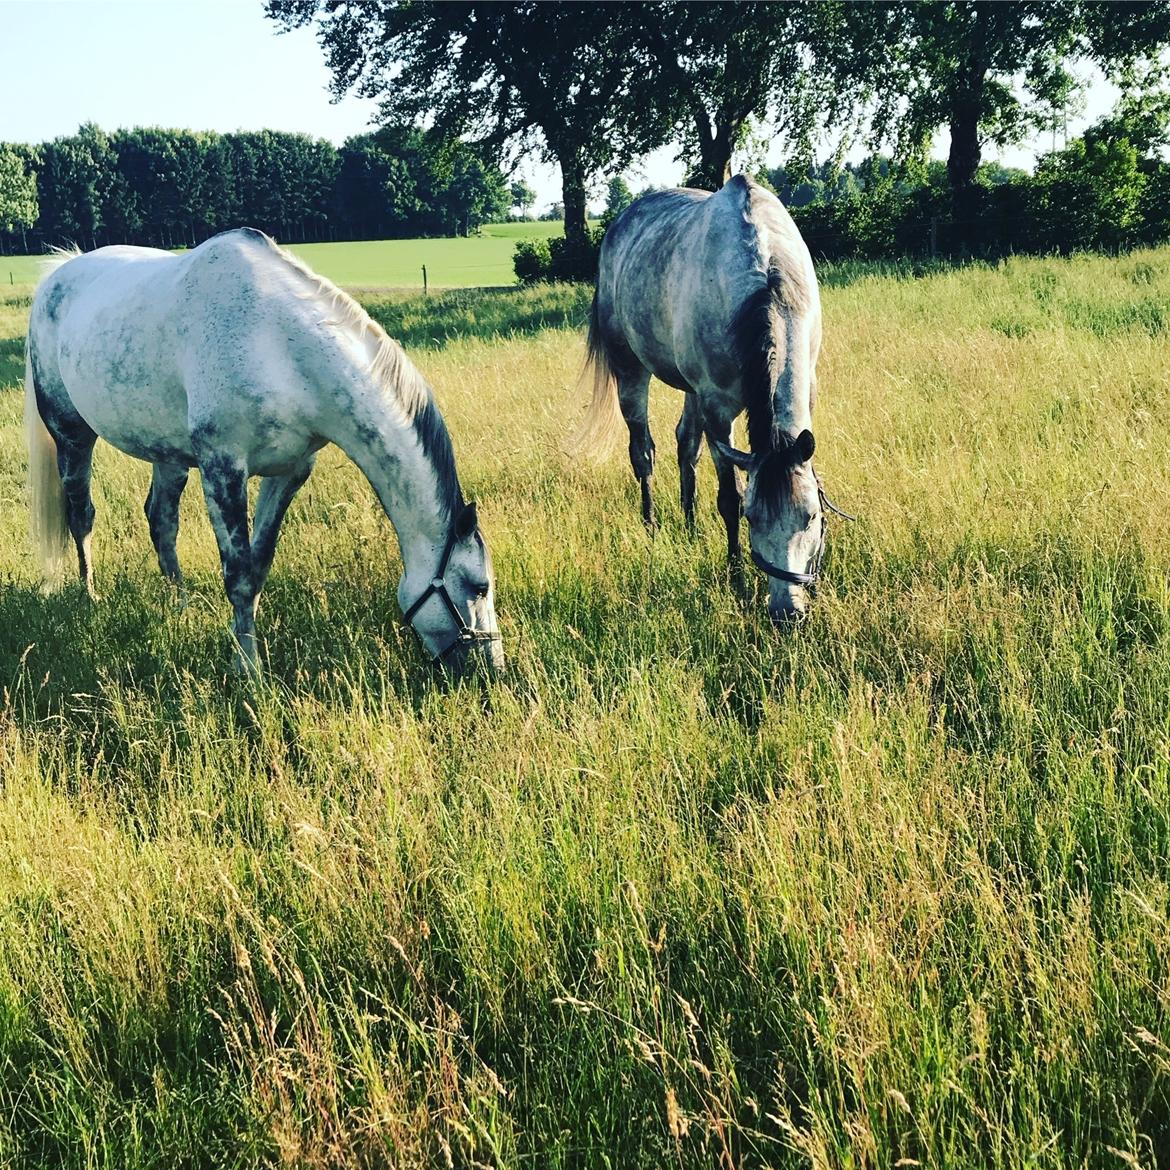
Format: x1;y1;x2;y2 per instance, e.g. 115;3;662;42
573;175;848;621
25;229;502;676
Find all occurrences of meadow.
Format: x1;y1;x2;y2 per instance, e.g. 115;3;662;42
0;220;575;293
0;247;1168;1169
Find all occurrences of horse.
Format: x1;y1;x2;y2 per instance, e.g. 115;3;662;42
572;175;850;622
24;228;503;677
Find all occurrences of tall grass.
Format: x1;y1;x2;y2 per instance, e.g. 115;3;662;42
0;248;1168;1168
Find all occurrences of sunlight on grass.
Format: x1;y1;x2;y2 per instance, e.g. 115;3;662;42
0;249;1168;1168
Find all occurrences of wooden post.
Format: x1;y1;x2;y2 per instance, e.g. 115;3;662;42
422;264;428;295
929;216;939;259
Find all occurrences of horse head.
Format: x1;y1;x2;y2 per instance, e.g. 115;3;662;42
712;429;845;623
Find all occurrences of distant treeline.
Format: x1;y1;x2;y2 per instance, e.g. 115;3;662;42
0;123;510;254
516;115;1170;284
773;117;1170;260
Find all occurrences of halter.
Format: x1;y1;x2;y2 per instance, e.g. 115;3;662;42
748;477;856;589
401;524;501;666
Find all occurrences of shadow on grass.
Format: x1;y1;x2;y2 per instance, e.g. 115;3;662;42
0;335;24;389
359;283;593;351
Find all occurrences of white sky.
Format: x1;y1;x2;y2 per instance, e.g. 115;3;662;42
2;0;1119;215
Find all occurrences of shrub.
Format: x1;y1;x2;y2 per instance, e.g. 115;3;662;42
513;226;605;284
548;228;603;282
513;237;552;284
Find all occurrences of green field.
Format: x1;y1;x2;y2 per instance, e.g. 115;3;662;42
0;220;587;292
0;250;1169;1168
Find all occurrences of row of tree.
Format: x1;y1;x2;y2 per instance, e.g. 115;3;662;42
510;76;1170;283
267;0;1170;253
784;82;1170;259
0;123;511;253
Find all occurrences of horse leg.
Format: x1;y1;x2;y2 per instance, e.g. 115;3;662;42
56;437;98;597
250;456;315;595
617;367;655;530
144;462;189;586
705;414;744;568
676;394;704;534
197;454;259;675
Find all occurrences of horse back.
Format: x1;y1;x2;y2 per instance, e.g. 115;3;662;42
595;177;818;399
28;231;322;470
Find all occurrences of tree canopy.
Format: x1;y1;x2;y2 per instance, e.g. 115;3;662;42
1;124;509;253
0;144;38;237
265;1;674;246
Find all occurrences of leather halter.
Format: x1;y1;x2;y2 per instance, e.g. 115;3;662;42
401;524;501;665
748;479;856;589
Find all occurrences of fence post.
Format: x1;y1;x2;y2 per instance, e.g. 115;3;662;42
422;264;428;295
929;216;939;259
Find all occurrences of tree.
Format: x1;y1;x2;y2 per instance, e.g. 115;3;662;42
334;134;418;239
0;144;38;240
638;3;804;190
878;1;1170;231
35;123;116;247
601;175;633;226
265;1;673;249
510;179;536;218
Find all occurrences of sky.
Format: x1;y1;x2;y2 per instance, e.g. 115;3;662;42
3;0;1120;215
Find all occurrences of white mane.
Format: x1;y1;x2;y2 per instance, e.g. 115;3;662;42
262;234;432;421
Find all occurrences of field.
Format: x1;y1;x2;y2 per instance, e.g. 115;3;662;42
0;249;1169;1169
0;220;581;292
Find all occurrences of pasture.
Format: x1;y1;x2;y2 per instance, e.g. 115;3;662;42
0;221;577;293
0;249;1168;1169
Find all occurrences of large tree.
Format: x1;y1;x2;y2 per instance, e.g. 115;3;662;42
638;2;840;191
265;1;673;247
880;1;1170;227
0;144;38;240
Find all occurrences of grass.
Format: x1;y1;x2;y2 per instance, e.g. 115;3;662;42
0;247;1169;1169
0;221;587;293
0;256;43;290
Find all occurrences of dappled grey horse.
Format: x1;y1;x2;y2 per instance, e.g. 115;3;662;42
573;175;849;621
25;228;503;676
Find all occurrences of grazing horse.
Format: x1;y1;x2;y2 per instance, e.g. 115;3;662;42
574;175;849;621
24;228;503;676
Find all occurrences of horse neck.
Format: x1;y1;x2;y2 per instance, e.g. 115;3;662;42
770;314;814;438
753;313;809;444
323;363;458;579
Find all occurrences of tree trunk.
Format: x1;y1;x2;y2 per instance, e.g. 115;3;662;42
947;87;983;203
560;152;589;248
689;112;733;191
946;36;988;251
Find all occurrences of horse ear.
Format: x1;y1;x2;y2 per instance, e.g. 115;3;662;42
792;429;815;464
710;438;759;472
455;500;478;539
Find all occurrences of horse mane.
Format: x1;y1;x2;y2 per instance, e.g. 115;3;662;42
252;231;431;420
729;267;785;456
726;177;815;511
39;245;83;282
243;229;463;517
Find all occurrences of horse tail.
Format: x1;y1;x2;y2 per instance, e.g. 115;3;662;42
24;339;69;585
566;291;622;459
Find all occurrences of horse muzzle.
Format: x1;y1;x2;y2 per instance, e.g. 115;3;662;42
436;630;505;678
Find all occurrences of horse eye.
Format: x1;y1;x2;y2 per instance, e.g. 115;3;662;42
471;581;490;598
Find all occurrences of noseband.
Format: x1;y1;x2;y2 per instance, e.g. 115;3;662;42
749;478;856;589
401;525;501;665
